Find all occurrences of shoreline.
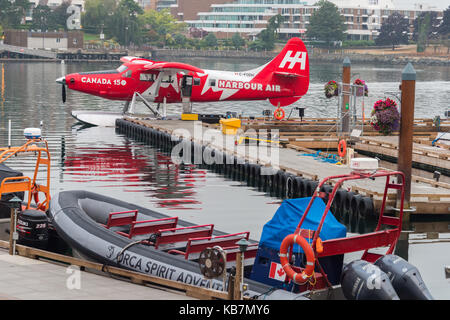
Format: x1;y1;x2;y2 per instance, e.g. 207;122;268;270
1;49;449;66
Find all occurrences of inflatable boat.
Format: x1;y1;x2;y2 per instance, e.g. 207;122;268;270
48;161;433;300
48;190;308;299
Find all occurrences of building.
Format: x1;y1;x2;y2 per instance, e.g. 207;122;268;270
4;30;84;50
172;0;313;39
328;0;443;40
173;0;444;41
25;0;158;23
157;0;177;11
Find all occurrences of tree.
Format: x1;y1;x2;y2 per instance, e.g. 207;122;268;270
413;11;440;42
231;32;245;49
306;0;346;46
174;33;187;47
108;0;144;46
31;5;52;31
254;14;283;51
248;40;265;51
204;33;217;48
0;0;31;29
415;12;435;52
268;14;284;36
139;9;186;46
50;1;73;31
82;0;117;34
259;28;276;50
413;11;441;52
438;6;450;36
375;12;409;50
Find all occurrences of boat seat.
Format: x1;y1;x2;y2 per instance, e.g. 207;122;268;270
154;224;214;249
168;231;251;262
220;243;259;267
106;210;138;229
115;217;179;239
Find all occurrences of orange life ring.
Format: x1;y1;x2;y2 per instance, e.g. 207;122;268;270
338;139;347;158
274;108;285;120
31;185;45;211
279;234;315;284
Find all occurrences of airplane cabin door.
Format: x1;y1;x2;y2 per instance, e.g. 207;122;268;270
181;75;193;98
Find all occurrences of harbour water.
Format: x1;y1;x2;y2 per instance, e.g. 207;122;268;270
0;59;449;298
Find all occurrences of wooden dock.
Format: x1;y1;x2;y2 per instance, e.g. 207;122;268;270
0;246;194;300
117;118;450;216
354;135;450;175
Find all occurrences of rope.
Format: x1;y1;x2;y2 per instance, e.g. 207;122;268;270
115;240;147;266
252;286;278;300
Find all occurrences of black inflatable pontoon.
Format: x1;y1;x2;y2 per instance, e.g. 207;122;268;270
49;190;307;299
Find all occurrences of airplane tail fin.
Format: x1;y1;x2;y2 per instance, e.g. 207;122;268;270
253;37;310;106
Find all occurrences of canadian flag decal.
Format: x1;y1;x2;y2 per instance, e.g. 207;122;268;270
268;262;287;282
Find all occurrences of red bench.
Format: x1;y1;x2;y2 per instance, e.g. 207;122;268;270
104;210;180;239
168;231;251;262
154;224;214;249
220;243;259;266
106;210;138;228
122;217;179;239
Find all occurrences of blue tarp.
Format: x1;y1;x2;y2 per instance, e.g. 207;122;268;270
259;197;347;253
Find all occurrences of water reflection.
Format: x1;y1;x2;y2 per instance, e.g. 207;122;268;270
60;128;208;210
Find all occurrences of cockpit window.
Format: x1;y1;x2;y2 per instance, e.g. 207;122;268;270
140;73;155;81
117;65;128;73
122;70;132;78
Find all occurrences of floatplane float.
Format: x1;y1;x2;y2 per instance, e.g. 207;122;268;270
56;38;310;126
0;129;433;299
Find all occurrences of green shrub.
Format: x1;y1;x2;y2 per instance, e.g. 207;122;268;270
341;40;376;48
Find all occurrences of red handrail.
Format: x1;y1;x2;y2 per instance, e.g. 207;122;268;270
286;169;405;287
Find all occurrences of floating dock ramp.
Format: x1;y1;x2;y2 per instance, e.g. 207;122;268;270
0;44;57;59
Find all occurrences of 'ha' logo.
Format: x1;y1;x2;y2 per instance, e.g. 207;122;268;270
279;51;307;70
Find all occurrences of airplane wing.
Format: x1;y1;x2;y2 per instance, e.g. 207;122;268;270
143;62;204;74
120;56;142;63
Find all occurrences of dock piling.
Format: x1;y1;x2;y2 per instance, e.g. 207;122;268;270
341;57;351;133
8;208;15;255
397;62;416;221
8;196;21;255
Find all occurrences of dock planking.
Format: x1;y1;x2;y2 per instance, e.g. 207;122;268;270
120;118;450;215
355;136;450;174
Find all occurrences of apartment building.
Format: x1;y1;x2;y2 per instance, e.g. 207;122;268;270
171;0;444;40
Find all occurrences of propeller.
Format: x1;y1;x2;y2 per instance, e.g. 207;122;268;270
56;76;66;103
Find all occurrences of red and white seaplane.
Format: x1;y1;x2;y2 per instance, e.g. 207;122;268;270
56;37;310;126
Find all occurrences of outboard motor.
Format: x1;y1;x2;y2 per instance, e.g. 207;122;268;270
17;209;49;249
374;254;433;300
341;260;399;300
